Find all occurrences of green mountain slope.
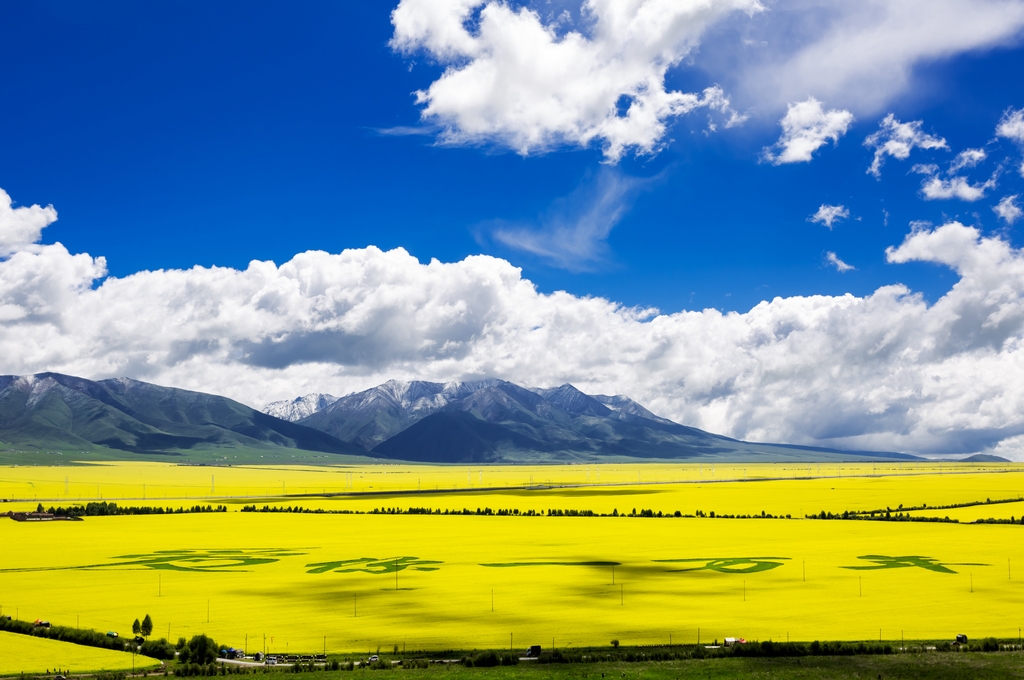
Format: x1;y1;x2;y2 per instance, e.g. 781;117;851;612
0;373;367;459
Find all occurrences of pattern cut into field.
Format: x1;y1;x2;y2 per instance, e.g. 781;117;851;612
0;462;1022;657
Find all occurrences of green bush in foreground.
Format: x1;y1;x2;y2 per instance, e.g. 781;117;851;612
178;634;219;664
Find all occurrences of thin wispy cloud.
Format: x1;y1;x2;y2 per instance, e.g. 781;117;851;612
740;0;1024;115
825;251;855;272
481;168;660;271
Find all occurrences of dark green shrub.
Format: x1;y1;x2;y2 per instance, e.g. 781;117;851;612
471;651;500;667
140;637;176;660
178;634;219;664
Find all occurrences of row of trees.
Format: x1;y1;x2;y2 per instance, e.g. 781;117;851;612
40;502;228;517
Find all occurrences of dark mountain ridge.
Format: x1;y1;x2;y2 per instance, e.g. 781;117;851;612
0;372;925;463
282;379;923;463
0;373;362;457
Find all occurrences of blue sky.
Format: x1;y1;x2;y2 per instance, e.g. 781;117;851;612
3;0;1024;457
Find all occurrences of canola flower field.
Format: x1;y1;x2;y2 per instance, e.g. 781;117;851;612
0;631;160;674
1;462;1022;664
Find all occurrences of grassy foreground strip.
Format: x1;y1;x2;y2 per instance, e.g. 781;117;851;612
313;654;1024;680
171;652;1024;680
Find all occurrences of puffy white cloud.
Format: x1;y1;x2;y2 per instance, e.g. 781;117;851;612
949;148;987;173
996;108;1024;180
5;211;1024;459
995;195;1022;225
0;188;59;256
739;0;1024;115
864;114;948;178
825;251;854;272
996;107;1024;143
921;175;996;201
762;98;854;164
388;1;1024;160
390;0;759;162
809;204;849;230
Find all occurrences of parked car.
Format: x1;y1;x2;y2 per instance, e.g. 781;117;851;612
266;656;278;665
368;655;379;662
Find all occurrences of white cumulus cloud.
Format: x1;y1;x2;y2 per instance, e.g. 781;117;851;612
390;0;759;162
949;148;987;173
864;114;948;178
997;107;1024;143
762;98;854;164
921;175;996;202
825;251;855;272
8;189;1024;459
0;188;59;256
809;204;850;230
995;195;1022;225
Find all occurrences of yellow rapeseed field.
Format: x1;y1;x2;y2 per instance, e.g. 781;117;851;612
0;631;160;674
1;462;1022;658
3;461;1021;516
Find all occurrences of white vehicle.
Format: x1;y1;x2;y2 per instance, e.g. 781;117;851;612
368;655;379;662
266;656;278;665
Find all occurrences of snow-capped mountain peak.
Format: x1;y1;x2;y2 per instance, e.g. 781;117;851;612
263;393;339;422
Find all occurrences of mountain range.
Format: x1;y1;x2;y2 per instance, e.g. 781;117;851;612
0;373;362;460
0;372;937;463
263;378;924;463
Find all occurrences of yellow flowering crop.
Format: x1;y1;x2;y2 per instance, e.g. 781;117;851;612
0;462;1022;657
0;631;160;674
